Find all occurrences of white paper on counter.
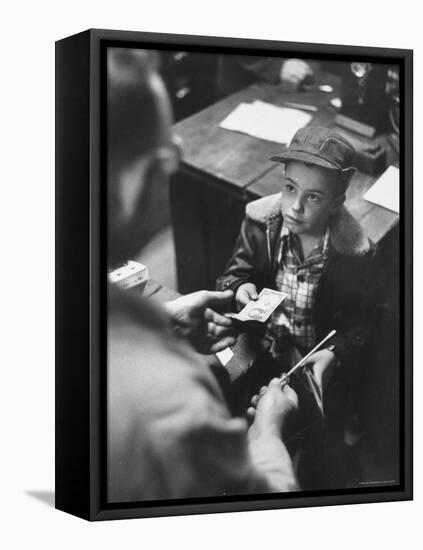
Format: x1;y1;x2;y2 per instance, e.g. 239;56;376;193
363;165;400;214
219;100;312;145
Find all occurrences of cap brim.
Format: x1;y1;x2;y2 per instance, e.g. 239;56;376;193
270;151;355;178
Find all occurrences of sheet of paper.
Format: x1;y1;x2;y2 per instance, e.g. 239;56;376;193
219;100;312;144
363;165;399;214
216;347;234;366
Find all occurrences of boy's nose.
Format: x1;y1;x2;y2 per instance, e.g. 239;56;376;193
292;197;304;214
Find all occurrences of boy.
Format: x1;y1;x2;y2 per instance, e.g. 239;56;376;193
217;126;381;403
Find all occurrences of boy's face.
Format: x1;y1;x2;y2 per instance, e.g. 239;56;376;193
280;161;345;237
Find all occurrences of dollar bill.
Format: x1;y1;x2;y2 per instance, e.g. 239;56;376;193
232;288;287;323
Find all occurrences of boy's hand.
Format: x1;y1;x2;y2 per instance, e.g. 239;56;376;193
302;349;337;395
235;283;258;311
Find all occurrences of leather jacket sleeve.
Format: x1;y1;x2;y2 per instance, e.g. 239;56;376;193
216;216;263;296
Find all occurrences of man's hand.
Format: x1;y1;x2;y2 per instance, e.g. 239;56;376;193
235;282;258;311
247;378;299;492
280;59;313;87
302;349;337;396
165;290;236;354
248;378;299;438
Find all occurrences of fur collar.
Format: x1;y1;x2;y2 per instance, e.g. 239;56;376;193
245;192;371;257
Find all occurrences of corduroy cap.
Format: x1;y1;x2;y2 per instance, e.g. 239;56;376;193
270;126;356;180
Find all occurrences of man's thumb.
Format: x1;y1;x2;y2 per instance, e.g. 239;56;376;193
202;289;234;308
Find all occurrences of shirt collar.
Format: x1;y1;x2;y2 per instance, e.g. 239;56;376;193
280;222;330;263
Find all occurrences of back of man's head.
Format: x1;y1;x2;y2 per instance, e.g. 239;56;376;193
108;49;160;170
107;48;172;264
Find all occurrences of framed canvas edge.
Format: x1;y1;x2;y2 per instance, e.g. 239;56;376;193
56;28;413;522
86;27;413;59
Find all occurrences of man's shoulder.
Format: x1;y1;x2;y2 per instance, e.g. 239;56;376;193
245;193;282;224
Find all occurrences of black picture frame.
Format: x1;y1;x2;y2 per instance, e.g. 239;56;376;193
55;28;413;521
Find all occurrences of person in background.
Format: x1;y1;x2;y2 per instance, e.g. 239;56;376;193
217;55;314;97
107;47;299;502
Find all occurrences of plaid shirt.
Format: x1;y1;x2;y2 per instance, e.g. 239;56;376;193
266;223;330;369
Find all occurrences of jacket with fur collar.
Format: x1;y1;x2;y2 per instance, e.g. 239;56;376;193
216;193;382;363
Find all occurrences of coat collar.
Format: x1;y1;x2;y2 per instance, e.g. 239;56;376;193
245;192;371;257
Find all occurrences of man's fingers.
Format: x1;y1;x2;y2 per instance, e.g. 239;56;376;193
246;407;256;421
266;378;299;409
206;316;237;353
259;385;267;397
198;290;234;310
209;336;236;354
205;308;232;327
250;394;259;407
281;383;299;409
207;321;235;338
263;379;285;398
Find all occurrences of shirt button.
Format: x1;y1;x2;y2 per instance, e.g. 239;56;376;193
297;275;305;283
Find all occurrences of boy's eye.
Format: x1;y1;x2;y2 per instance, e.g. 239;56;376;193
285;183;295;193
308;193;321;203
